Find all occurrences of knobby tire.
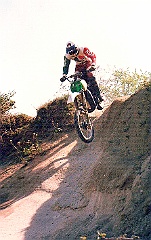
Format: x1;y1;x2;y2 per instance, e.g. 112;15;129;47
74;92;94;143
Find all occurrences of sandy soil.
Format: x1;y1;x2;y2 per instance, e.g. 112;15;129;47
1;87;150;240
0;111;105;240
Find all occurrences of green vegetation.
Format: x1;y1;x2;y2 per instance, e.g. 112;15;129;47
0;90;16;115
80;231;140;239
98;68;151;102
0;95;74;164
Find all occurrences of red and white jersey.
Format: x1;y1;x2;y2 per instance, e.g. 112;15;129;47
65;47;96;65
63;47;96;75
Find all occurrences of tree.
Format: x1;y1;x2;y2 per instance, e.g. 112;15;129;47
97;67;151;102
0;91;16;135
0;91;16;115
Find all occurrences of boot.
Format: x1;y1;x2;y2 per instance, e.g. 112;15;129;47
93;95;103;110
98;95;104;102
97;103;103;110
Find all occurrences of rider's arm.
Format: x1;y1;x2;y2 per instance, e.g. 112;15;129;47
83;47;96;65
63;55;71;75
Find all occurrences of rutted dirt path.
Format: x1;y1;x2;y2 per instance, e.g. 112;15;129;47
1;87;150;239
0;112;104;240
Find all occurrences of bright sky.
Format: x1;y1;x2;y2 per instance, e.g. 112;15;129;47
0;0;151;116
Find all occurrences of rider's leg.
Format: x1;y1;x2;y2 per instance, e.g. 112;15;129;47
88;78;103;100
87;76;103;110
75;64;103;110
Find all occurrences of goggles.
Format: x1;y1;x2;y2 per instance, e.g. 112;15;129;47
68;49;77;55
66;44;77;55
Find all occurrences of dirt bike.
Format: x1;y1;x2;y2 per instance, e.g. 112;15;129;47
64;71;97;143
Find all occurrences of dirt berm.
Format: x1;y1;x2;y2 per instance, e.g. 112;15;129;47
0;86;150;240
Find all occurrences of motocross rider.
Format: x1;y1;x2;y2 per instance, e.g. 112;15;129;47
60;41;103;110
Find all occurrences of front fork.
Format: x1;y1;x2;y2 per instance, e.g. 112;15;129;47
74;92;87;112
74;92;90;125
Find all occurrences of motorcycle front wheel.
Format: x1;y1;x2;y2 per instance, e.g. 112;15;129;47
74;109;94;143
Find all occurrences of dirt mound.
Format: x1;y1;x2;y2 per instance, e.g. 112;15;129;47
52;86;151;239
85;86;151;238
0;86;150;240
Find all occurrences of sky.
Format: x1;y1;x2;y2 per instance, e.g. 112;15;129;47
0;0;151;116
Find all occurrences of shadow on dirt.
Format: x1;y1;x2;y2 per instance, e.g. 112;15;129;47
0;134;74;209
24;131;104;240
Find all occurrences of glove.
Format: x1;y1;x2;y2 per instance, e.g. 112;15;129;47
60;75;67;82
87;64;96;72
90;63;96;71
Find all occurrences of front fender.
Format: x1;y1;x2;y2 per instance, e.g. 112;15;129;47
67;92;80;104
67;79;87;104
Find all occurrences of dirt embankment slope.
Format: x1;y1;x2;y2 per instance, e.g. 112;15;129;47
0;86;150;240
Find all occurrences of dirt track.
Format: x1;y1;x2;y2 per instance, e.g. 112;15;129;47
0;87;150;239
0;111;106;240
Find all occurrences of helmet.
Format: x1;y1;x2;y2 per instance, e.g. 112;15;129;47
66;41;78;55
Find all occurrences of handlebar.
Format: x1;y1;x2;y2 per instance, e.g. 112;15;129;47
68;72;83;79
66;68;95;81
60;67;95;83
